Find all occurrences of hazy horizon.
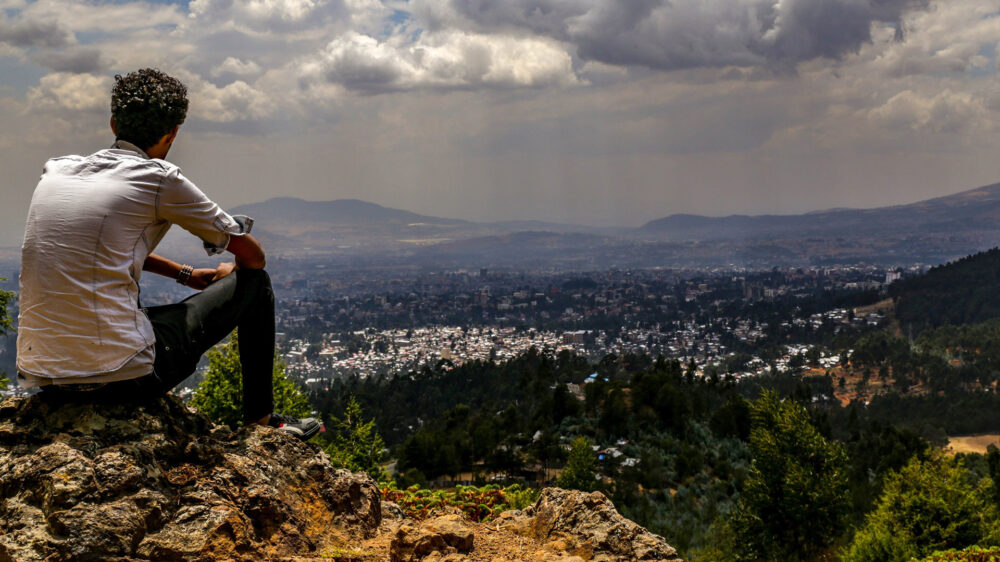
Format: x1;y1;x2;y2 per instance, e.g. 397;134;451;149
2;0;1000;244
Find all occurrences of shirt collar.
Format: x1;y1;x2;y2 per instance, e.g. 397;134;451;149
111;139;150;159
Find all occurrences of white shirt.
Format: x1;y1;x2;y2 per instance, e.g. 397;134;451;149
17;141;242;387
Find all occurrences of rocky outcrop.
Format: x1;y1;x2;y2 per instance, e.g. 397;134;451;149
0;392;682;561
498;488;683;562
0;394;380;561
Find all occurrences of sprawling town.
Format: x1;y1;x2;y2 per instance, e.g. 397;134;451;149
2;258;915;395
0;256;917;397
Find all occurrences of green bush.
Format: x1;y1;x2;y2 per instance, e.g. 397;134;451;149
843;452;1000;562
191;335;311;427
380;484;541;522
921;545;1000;561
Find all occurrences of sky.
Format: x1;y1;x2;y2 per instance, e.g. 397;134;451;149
2;0;1000;243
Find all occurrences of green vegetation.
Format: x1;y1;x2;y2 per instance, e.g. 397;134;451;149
557;436;597;491
921;546;1000;561
890;248;1000;333
0;278;12;389
380;483;539;522
844;453;1000;561
722;390;850;561
191;334;311;427
317;396;388;481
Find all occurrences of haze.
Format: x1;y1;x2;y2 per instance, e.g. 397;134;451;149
2;0;1000;244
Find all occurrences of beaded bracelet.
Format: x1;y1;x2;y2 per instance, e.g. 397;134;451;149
176;264;194;286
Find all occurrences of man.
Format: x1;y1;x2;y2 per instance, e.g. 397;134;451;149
16;68;320;440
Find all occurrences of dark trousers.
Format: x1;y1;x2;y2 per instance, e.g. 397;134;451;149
43;268;276;422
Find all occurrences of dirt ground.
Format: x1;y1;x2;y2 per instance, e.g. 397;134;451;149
318;514;583;561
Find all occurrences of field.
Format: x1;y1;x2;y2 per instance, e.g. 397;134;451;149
946;434;1000;455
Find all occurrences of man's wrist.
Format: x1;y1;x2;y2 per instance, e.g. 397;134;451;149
176;264;194;285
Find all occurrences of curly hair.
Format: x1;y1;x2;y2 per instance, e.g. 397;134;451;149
110;69;188;151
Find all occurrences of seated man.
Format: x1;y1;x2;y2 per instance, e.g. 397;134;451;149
16;68;320;440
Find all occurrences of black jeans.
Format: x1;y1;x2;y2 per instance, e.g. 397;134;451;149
44;268;276;422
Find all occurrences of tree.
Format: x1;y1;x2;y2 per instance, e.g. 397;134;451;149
191;334;311;428
843;452;1000;562
558;436;597;492
725;389;850;561
322;396;388;482
0;279;12;389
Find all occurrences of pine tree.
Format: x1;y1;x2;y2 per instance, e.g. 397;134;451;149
558;436;597;491
322;396;387;481
725;389;850;561
191;334;311;428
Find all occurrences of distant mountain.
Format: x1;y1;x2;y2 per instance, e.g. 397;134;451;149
230;197;470;229
215;184;1000;267
640;182;1000;241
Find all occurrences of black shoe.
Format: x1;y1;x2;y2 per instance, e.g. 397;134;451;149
268;413;323;440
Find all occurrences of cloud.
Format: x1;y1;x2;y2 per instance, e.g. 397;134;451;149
301;30;578;92
188;0;352;33
186;77;273;122
211;56;263;77
0;18;72;49
412;0;930;71
31;47;104;73
869;1;1000;77
867;89;988;134
27;72;112;113
17;0;185;33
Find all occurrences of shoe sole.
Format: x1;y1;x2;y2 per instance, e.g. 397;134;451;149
278;422;321;441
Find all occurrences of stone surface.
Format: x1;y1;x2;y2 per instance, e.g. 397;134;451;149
499;488;683;562
0;394;381;561
390;514;475;561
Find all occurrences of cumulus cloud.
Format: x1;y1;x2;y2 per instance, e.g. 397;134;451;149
31;47;104;73
186;77;273;122
869;1;1000;77
211;56;263;77
867;89;988;133
412;0;929;71
0;18;72;49
188;0;351;33
301;30;578;92
27;72;112;113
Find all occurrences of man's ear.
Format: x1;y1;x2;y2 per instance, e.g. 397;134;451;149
164;125;179;145
110;117;117;136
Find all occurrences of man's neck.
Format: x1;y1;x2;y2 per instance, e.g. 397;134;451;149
111;140;150;159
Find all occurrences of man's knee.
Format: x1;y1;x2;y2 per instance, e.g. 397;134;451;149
236;268;272;303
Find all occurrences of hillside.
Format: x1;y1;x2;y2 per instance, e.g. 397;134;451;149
640;182;1000;241
887;248;1000;333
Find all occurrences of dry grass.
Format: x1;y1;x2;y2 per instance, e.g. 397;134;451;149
946;434;1000;455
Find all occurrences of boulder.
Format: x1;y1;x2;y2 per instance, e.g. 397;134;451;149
390;514;474;561
499;488;682;562
0;394;381;561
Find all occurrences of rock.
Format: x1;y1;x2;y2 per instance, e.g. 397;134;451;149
0;394;381;561
390;514;475;561
500;488;683;562
383;500;407;521
422;514;474;552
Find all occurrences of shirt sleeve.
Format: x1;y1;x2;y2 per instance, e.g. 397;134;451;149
157;168;244;256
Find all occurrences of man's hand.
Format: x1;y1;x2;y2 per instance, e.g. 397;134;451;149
212;262;237;282
186;263;236;290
